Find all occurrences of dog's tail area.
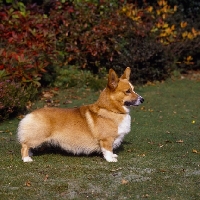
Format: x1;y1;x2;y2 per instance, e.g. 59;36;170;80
17;113;32;144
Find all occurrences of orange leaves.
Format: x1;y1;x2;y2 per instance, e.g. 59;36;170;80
146;6;153;13
147;1;200;45
122;0;199;47
177;55;194;66
148;0;178;44
184;56;194;65
157;0;167;7
191;27;199;37
181;21;187;28
121;4;143;22
182;28;200;40
173;5;178;12
156;0;175;17
181;22;200;40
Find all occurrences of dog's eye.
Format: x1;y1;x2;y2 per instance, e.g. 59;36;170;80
126;89;131;94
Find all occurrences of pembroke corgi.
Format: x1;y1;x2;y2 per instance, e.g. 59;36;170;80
17;67;144;162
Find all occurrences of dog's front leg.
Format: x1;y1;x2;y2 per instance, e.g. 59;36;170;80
100;138;118;162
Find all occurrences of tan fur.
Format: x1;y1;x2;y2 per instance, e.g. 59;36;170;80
17;67;144;162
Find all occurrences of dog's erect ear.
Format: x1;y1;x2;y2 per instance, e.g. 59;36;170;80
121;67;131;80
107;69;119;90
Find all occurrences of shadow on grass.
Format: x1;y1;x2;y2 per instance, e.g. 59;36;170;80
30;141;130;160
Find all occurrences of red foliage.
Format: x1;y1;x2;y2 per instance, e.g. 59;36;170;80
48;1;129;72
0;7;57;86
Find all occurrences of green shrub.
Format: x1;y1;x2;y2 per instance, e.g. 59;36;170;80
53;66;106;90
0;81;38;121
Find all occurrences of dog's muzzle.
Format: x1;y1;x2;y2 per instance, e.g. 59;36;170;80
124;96;144;107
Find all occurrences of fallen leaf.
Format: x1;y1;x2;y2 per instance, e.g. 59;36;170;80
25;180;31;187
26;101;33;110
44;174;49;181
42;91;54;99
159;169;167;172
176;140;184;143
54;87;59;91
138;154;146;157
142;194;149;198
111;167;122;172
192;149;200;154
121;179;129;185
63;100;73;104
17;115;24;120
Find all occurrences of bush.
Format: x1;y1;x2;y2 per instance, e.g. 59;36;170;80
0;80;38;121
1;0;200;121
106;0;200;83
107;36;171;84
53;66;107;90
49;1;127;73
0;5;58;86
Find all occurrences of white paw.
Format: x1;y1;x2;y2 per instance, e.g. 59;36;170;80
23;156;33;162
102;148;118;162
113;154;118;158
106;156;118;162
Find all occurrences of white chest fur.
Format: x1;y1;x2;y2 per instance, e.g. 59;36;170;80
113;114;131;149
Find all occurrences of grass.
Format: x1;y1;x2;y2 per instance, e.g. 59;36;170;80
0;79;200;200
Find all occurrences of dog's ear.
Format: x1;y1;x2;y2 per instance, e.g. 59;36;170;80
121;67;131;80
107;69;119;90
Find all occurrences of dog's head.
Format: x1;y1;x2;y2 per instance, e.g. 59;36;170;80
106;67;144;113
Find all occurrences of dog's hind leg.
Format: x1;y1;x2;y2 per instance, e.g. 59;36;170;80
100;138;118;162
21;143;33;162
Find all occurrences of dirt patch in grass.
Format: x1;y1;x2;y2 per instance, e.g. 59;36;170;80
0;79;200;199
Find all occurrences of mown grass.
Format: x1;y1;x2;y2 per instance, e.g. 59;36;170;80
0;79;200;200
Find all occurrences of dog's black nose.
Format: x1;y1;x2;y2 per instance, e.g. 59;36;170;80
140;97;144;103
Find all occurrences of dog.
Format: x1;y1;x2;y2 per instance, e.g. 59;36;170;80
17;67;144;162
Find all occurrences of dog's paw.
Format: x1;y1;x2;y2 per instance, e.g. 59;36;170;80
112;154;118;158
22;156;33;162
102;148;118;162
106;156;118;162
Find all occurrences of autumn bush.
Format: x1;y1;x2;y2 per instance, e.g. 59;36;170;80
0;80;37;120
49;1;126;73
49;0;200;83
0;4;59;120
0;5;58;86
106;0;200;83
0;0;199;120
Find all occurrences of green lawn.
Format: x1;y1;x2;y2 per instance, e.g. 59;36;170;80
0;79;200;200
